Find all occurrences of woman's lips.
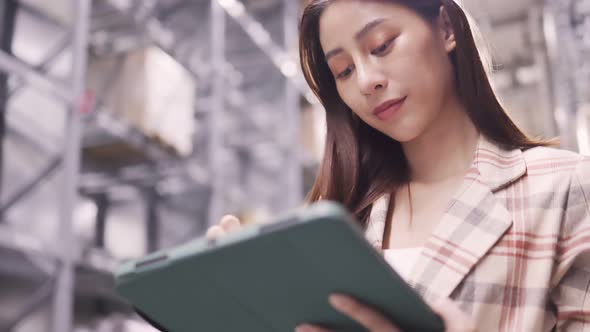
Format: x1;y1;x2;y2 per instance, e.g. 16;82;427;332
373;97;407;121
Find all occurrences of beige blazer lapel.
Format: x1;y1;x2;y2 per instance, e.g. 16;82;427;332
366;135;527;301
407;174;514;301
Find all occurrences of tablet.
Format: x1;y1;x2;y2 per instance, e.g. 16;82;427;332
114;201;445;332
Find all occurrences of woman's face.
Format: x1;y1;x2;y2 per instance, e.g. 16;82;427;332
319;1;457;142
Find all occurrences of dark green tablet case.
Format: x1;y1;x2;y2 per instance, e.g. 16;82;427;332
114;201;444;332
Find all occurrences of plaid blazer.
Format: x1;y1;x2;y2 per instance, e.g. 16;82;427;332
364;135;590;331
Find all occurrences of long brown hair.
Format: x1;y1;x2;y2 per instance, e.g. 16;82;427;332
299;0;552;227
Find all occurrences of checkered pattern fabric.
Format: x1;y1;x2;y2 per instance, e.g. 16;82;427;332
365;135;590;331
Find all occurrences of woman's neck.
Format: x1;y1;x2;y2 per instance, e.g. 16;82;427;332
402;96;480;184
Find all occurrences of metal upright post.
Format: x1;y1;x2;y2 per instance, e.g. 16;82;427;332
208;0;226;226
572;0;590;154
528;5;558;137
543;0;579;151
144;187;160;252
93;193;109;248
0;0;18;221
283;0;302;209
52;1;90;331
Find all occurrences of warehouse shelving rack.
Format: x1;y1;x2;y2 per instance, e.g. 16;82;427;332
0;0;304;331
0;1;91;331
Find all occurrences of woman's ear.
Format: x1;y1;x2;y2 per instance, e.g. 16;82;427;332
438;6;457;53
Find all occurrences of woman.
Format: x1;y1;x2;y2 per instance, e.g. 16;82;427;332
207;0;590;331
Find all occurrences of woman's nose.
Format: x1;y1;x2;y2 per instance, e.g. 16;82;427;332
357;63;388;96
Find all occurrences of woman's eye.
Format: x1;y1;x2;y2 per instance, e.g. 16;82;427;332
337;66;354;79
371;38;394;55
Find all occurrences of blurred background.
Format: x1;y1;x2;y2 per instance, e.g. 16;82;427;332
0;0;588;331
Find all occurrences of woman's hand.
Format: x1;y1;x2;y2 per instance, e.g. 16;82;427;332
205;215;242;240
295;294;477;332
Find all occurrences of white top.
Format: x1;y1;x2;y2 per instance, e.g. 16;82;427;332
383;248;422;281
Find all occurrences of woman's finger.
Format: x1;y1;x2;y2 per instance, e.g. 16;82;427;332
295;324;334;332
205;225;225;240
220;215;241;233
329;294;400;332
428;297;477;332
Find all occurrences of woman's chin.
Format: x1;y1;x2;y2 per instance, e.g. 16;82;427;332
385;129;422;144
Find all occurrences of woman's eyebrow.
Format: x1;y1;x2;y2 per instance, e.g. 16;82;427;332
325;18;388;61
325;47;343;62
354;18;387;41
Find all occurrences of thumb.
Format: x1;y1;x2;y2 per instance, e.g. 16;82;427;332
427;297;477;332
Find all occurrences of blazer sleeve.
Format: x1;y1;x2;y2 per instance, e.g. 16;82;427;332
551;156;590;331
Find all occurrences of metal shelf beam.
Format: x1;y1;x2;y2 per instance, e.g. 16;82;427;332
0;50;73;103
